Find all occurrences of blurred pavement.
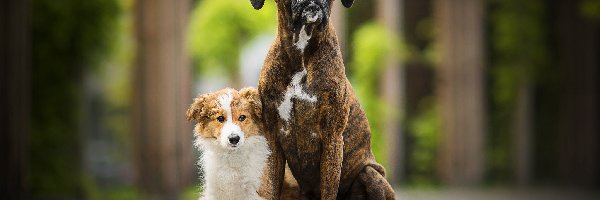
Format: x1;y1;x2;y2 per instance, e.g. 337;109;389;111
396;188;599;200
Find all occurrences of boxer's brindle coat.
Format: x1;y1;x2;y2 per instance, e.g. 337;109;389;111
253;0;395;199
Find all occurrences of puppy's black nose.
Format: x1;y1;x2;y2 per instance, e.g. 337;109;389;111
228;135;240;145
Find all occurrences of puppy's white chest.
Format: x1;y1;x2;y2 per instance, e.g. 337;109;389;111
197;136;270;200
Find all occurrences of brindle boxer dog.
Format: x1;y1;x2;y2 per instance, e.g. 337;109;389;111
251;0;396;199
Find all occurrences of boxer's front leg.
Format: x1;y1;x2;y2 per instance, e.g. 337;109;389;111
318;90;350;200
320;131;344;200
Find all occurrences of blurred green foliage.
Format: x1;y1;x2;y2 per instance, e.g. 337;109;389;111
406;99;440;187
187;0;277;80
102;187;141;200
400;13;440;187
31;0;119;197
101;0;134;149
487;0;549;184
350;22;401;168
181;186;202;200
581;0;600;20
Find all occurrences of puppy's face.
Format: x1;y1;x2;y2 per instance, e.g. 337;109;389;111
250;0;355;34
187;88;263;150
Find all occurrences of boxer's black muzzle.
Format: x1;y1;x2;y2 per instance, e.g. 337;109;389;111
291;0;329;35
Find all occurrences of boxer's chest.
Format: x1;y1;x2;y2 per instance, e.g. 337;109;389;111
276;68;317;119
271;67;323;161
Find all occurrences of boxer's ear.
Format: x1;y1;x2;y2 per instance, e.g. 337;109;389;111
250;0;265;10
341;0;354;8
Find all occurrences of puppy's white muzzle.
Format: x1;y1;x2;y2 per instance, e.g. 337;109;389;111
220;122;245;149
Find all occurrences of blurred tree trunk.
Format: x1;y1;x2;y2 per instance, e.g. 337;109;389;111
0;0;30;198
434;0;485;185
377;0;404;185
133;0;193;198
556;0;599;187
331;3;347;60
513;83;532;185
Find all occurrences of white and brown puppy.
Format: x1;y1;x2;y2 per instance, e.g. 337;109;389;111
252;0;396;199
186;88;270;200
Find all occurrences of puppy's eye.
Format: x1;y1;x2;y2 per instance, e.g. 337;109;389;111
217;116;225;123
238;115;246;122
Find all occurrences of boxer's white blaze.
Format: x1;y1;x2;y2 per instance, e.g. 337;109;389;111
295;25;311;53
278;68;317;122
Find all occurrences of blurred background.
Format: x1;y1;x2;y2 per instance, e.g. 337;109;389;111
1;0;599;199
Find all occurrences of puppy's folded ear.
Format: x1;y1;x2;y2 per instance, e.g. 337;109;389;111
186;95;207;122
250;0;265;10
341;0;354;8
239;87;262;121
